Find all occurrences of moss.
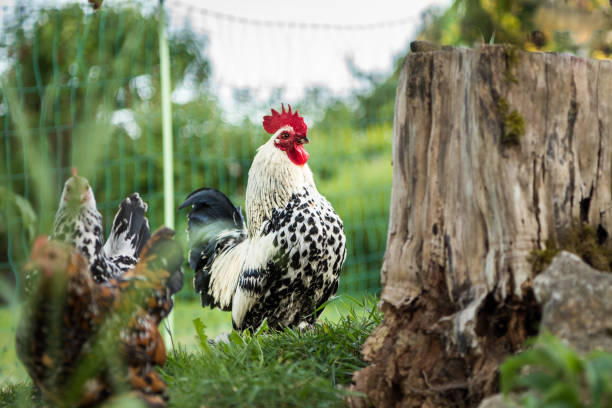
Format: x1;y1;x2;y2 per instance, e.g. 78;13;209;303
496;97;525;146
529;221;612;275
497;98;510;115
503;45;520;84
528;239;560;276
503;110;525;145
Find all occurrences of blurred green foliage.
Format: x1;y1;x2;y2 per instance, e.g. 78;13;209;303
0;1;393;299
418;0;612;58
501;332;612;408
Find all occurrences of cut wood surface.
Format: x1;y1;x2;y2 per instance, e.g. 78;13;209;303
352;45;612;407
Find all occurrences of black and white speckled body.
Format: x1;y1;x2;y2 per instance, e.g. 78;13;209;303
52;206;104;265
182;124;346;331
52;174;150;282
51;174;108;280
236;185;346;329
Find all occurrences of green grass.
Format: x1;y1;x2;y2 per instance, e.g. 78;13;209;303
0;296;380;407
165;297;379;408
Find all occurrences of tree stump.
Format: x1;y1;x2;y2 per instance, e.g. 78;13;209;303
351;45;612;407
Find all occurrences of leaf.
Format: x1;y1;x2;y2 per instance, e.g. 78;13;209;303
501;348;558;393
228;330;245;347
515;371;556;392
192;317;209;352
540;381;581;406
0;187;38;241
521;393;542;408
584;353;612;404
254;318;269;337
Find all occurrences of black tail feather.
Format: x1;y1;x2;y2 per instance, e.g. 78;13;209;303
105;193;151;261
179;188;245;229
135;217;151;259
180;188;246;308
180;188;245;271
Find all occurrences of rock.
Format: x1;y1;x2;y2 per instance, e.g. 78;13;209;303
534;251;612;353
477;394;514;408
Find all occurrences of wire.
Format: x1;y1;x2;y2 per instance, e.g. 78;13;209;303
167;0;418;31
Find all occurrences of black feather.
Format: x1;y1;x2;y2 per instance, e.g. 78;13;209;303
107;193;151;258
135;217;151;259
180;188;247;308
179;188;245;228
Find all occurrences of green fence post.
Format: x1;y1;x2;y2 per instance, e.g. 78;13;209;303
159;0;175;348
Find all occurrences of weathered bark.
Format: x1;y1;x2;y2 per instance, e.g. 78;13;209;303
351;45;612;407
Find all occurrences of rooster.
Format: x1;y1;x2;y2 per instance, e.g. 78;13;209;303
181;105;346;331
51;167;150;282
16;228;183;407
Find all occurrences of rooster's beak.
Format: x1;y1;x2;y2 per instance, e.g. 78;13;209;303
300;136;309;144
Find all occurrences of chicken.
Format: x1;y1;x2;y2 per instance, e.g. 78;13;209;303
51;167;150;282
180;104;346;331
16;228;183;407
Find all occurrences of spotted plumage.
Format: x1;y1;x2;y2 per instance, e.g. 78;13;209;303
237;186;345;329
181;105;346;331
51;169;150;282
50;172;104;269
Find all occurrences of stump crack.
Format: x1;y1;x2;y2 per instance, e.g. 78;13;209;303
533;158;542;249
595;63;604;197
566;75;579;218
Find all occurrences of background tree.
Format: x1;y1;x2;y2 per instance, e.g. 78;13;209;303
418;0;611;56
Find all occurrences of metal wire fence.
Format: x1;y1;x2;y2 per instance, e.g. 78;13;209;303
0;0;415;298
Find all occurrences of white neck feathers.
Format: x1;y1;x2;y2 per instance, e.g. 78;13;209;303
245;137;315;235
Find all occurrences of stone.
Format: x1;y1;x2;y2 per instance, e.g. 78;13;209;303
477;394;513;408
534;251;612;353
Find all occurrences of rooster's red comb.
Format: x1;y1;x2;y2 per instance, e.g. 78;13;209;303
263;104;307;135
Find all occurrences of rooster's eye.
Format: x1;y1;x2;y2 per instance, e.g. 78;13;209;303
280;131;290;139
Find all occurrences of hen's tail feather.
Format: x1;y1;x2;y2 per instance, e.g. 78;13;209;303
104;193;151;265
180;188;247;308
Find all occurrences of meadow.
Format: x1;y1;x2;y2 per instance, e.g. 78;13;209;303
0;296;380;407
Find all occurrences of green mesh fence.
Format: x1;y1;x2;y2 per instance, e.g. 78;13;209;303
0;0;406;300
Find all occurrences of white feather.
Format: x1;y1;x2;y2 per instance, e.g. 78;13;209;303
231;233;276;327
231;286;256;329
208;239;247;309
208;231;276;311
102;194;148;258
245;128;316;235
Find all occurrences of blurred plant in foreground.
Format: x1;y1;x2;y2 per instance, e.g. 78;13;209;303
501;332;612;408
